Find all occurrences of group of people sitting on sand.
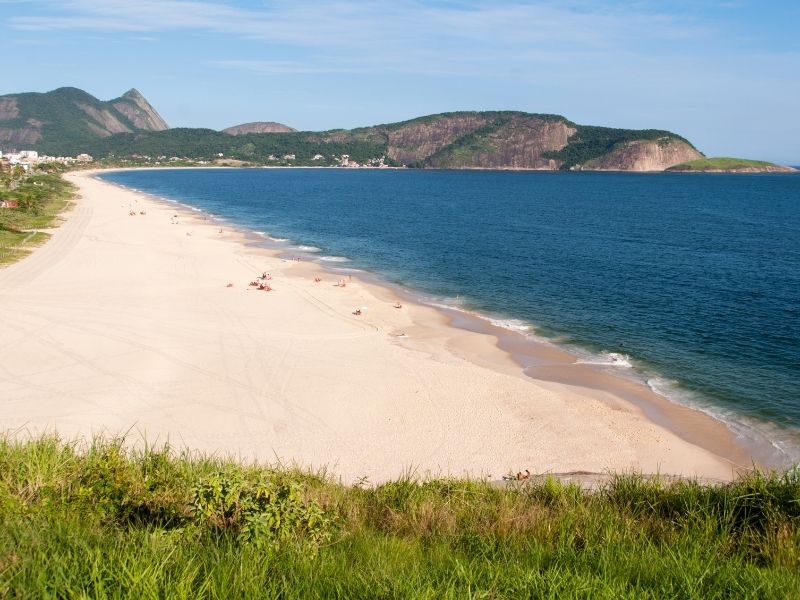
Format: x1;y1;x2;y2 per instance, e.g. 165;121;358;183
128;210;146;216
502;469;531;481
246;272;273;291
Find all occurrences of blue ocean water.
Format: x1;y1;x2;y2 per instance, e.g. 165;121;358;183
101;168;800;463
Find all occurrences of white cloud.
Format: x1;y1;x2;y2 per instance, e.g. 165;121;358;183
7;0;723;83
10;1;706;48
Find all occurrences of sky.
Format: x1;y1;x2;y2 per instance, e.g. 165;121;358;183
1;0;798;163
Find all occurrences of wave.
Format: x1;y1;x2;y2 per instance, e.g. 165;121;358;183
294;245;321;252
576;351;633;369
646;376;800;466
486;317;532;334
319;255;349;262
270;236;289;242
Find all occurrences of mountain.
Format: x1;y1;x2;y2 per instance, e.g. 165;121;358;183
0;87;168;155
1;86;704;170
85;110;701;171
223;122;296;135
376;112;702;170
110;89;169;132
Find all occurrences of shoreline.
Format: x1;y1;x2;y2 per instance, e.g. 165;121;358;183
103;169;776;472
0;168;765;483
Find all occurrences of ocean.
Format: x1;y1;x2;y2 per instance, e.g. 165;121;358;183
100;168;800;466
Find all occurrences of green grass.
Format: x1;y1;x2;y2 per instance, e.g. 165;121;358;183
0;172;74;266
0;230;50;265
1;436;798;598
668;157;782;171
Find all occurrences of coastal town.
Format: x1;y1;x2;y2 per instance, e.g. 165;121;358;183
0;149;93;171
0;148;393;170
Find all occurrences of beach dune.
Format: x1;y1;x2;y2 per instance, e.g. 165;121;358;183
0;171;740;483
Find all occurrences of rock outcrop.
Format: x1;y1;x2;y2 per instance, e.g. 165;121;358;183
582;138;702;171
386;113;492;165
423;116;575;169
223;122;296;135
111;89;169;132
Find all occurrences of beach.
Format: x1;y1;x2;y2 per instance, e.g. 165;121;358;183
0;170;748;483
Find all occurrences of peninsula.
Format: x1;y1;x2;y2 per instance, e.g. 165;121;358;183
667;157;797;173
0;86;717;171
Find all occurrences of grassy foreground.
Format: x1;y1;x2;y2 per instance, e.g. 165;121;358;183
0;437;798;598
0;171;75;266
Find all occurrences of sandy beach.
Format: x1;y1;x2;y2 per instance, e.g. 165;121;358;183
0;170;748;483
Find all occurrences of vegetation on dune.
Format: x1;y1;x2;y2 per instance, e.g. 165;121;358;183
667;157;786;171
0;167;75;265
1;436;798;597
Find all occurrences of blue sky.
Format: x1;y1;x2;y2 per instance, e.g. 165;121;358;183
1;0;798;163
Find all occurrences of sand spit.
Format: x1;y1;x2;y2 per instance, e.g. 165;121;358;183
0;171;742;483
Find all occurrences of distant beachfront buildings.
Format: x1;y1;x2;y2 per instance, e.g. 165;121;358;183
0;149;93;171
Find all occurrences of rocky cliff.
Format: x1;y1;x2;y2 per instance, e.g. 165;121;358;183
372;112;695;171
111;89;169;132
582;138;702;171
0;87;168;154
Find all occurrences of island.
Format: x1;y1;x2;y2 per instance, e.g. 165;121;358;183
667;157;797;173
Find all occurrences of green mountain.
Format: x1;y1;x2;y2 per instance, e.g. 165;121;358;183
89;111;702;171
0;87;168;155
1;87;703;171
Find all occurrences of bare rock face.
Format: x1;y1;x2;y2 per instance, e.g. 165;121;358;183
427;116;576;169
223;122;296;135
584;138;702;171
112;89;169;131
387;114;491;165
0;124;42;146
0;98;19;121
77;103;133;137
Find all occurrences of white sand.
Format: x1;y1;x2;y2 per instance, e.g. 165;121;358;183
0;171;739;483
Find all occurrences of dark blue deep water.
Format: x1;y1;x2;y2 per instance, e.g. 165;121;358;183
101;168;800;462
